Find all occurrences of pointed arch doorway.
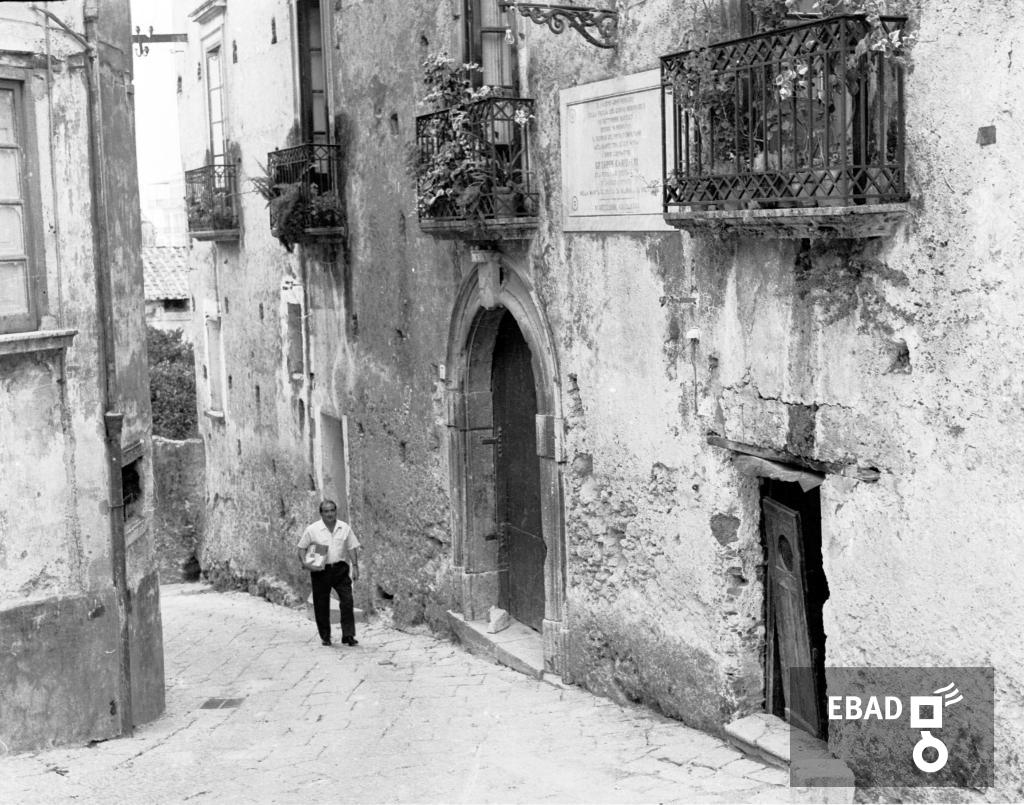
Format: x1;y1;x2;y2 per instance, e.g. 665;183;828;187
446;256;567;675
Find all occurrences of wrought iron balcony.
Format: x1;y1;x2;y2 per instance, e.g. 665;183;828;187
265;143;345;249
185;163;239;240
661;15;910;238
415;96;538;240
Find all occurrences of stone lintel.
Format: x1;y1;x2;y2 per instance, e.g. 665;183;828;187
707;433;880;483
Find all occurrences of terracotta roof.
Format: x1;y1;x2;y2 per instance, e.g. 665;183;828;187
142;246;190;300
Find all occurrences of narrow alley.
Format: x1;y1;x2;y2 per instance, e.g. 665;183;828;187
0;584;788;804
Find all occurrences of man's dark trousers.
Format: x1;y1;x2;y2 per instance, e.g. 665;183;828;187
311;562;355;642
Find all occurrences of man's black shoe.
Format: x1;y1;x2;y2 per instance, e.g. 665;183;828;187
341;636;359;646
321;638;331;646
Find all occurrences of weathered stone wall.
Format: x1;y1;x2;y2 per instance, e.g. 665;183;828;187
152;437;205;582
179;0;1024;797
0;0;164;751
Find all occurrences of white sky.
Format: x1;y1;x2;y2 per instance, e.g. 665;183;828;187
130;0;186;237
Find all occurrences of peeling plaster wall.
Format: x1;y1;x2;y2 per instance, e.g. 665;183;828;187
0;0;163;751
179;0;1023;796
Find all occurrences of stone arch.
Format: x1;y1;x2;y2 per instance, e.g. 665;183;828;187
445;251;567;675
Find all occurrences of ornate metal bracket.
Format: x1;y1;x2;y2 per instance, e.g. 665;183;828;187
131;25;189;58
498;2;619;50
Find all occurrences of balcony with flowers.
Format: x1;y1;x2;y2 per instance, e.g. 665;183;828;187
412;55;538;241
184;163;239;241
256;143;345;252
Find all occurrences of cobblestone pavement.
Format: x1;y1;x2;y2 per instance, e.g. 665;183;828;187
0;584;790;804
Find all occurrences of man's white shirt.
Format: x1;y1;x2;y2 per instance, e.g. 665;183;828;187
297;520;360;565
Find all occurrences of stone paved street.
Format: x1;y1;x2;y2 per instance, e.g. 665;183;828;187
0;584;789;803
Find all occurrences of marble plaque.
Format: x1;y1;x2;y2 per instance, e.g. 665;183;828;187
560;69;673;232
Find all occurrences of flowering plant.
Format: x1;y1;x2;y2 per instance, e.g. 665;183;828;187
411;53;533;222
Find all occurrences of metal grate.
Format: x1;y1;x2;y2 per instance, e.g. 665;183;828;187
184;163;239;232
415;96;538;226
661;14;909;212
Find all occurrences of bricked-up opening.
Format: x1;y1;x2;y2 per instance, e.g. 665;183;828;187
760;479;828;739
205;317;225;410
286;302;304;376
319;413;349;519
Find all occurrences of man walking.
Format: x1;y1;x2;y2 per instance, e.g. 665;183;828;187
297;500;360;646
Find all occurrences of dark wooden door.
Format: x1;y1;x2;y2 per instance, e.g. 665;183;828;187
492;313;545;631
762;497;820;736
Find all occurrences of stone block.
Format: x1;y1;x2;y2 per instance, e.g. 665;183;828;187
486;606;511;633
725;712;794;769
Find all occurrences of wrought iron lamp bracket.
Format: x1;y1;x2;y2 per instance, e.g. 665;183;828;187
498;2;619;49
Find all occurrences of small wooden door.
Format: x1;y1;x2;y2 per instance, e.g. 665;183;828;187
762;497;820;736
492;313;545;631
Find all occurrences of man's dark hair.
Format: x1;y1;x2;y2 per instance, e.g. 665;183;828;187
319;500;338;514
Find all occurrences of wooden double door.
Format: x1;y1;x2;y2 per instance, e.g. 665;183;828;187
490;312;546;631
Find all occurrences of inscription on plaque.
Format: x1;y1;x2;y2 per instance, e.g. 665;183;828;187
560;69;671;232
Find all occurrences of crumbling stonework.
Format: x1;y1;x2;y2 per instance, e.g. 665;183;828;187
0;0;164;751
177;0;1024;797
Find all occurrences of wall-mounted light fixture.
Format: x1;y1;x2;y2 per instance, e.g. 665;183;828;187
498;2;619;50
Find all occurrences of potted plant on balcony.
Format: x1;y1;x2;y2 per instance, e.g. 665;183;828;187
411;53;533;226
187;185;236;232
252;164;344;251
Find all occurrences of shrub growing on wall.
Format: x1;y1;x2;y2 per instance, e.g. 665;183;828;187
147;326;198;439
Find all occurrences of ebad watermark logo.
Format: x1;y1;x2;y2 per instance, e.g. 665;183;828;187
791;667;994;788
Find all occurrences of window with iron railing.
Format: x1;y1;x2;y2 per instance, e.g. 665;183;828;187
661;14;908;219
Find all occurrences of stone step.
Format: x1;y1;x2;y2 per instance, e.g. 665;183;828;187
446;609;549;682
724;712;855;803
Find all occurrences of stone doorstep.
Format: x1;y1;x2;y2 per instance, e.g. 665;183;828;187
725;712;855;803
446;610;556;684
305;591;366;625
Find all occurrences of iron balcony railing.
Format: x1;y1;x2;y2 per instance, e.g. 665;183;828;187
415;96;538;227
661;15;908;212
185;163;239;233
266;143;344;237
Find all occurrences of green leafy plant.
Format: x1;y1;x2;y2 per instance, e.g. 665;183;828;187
410;52;533;223
147;326;198;440
809;1;916;68
186;187;236;232
251;162;344;252
748;0;796;29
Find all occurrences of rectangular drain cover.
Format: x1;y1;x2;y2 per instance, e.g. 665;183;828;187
200;697;244;710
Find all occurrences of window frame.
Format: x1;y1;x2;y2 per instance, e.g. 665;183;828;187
0;74;45;335
463;0;518;92
296;0;331;144
204;44;226;164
